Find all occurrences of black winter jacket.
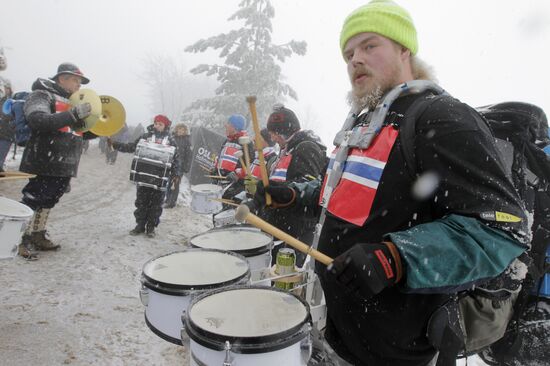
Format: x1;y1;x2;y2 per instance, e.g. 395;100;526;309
171;134;192;176
261;129;327;236
316;92;527;366
20;78;96;177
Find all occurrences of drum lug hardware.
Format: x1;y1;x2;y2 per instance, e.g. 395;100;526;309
180;311;190;344
222;340;234;366
300;323;313;364
139;286;149;306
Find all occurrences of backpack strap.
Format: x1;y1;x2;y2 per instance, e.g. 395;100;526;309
400;94;447;178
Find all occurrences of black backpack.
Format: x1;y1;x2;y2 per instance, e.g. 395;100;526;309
400;95;550;362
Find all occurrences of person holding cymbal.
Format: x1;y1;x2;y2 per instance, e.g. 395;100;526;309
18;62;97;260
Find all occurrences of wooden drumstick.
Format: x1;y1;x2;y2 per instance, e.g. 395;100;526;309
234;150;249;177
246;96;271;206
238;136;252;176
0;175;36;181
210;197;239;207
235;205;333;266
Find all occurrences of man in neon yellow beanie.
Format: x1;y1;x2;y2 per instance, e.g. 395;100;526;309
248;1;529;365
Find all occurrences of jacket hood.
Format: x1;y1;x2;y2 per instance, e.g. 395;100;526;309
31;78;70;98
287;129;327;153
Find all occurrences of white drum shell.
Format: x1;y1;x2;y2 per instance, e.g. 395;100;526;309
191;184;222;214
189;228;273;272
190;339;304;366
184;286;312;365
141;249;250;345
0;197;33;259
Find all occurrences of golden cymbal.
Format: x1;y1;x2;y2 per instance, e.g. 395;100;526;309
90;95;126;136
69;88;101;131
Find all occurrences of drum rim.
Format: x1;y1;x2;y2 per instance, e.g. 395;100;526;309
0;197;34;218
144;314;182;346
189;227;273;257
184;285;312;354
141;249;250;295
191;183;223;193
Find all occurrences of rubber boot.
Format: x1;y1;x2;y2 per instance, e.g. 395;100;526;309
145;222;156;238
130;223;146;236
18;235;38;260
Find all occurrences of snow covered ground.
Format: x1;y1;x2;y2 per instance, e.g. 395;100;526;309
0;142;492;365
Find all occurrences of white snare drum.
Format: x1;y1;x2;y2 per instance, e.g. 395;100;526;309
130;140;175;191
189;227;273;271
191;184;223;214
140;249;250;345
213;208;236;227
183;285;312;366
0;197;33;259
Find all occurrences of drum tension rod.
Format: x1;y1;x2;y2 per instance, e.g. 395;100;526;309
223;341;234;366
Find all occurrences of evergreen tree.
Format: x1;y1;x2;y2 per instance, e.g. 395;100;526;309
183;0;306;131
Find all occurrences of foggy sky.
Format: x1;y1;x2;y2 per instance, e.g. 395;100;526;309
1;0;549;146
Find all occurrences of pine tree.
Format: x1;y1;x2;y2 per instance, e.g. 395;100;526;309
183;0;306;131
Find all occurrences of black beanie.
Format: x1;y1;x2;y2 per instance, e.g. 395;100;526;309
267;105;300;137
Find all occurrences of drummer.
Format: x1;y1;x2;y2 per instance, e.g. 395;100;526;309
213;114;255;205
18;62;98;260
109;114;178;237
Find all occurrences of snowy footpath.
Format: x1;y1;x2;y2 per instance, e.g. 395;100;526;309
0;144;212;365
0;143;492;365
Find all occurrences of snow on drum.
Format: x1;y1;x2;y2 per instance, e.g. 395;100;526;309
191;183;223;214
189;227;273;272
182;285;312;366
139;249;250;345
0;197;33;259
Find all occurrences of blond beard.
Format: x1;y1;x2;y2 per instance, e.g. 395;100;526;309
347;85;383;112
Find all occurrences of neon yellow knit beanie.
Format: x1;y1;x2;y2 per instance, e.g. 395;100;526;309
340;0;418;56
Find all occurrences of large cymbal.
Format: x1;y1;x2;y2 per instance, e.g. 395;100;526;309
69;88;101;131
90;95;126;136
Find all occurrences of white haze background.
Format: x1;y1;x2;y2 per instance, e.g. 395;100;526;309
1;0;549;146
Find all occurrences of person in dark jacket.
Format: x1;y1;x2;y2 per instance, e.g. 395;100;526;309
164;122;192;208
109;114;177;237
0;79;14;172
253;105;327;267
250;2;529;365
17;62;96;260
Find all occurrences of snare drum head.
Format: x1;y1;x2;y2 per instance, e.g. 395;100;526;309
190;229;272;256
0;197;33;218
189;287;309;338
191;184;222;194
142;250;249;290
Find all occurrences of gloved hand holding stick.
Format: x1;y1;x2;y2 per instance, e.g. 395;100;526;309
235;204;333;266
246;96;271;206
238;136;252;177
234;150;249;177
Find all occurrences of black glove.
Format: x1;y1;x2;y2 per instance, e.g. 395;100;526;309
71;102;92;120
226;171;239;183
253;180;296;208
70;102;91;130
327;242;403;299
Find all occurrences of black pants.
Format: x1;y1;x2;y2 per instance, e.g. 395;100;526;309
164;176;181;206
22;175;71;210
134;186;165;228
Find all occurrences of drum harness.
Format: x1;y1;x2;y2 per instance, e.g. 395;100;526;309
308;80;446;269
